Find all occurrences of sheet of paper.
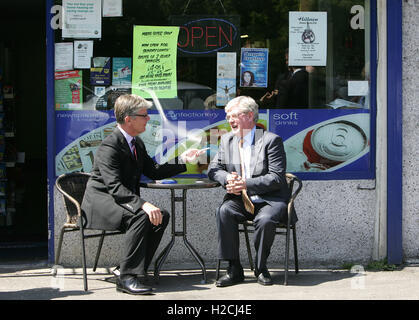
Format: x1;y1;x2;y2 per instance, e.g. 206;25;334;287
348;81;369;96
74;40;93;69
289;11;327;66
62;0;102;39
103;0;123;17
132;25;180;99
55;42;73;71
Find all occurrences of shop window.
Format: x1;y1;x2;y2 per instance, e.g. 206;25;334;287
51;0;374;179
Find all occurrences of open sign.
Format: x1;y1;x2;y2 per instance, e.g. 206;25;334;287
170;15;240;56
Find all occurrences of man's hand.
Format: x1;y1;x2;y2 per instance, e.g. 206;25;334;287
180;148;208;164
142;202;163;226
226;172;246;195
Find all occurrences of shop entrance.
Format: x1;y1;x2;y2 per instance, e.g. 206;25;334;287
0;1;47;263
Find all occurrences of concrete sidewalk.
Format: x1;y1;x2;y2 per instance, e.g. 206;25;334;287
0;261;419;300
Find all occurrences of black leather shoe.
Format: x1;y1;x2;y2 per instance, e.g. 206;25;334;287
116;276;153;295
216;265;244;287
257;269;273;286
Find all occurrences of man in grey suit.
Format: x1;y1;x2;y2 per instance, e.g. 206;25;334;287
81;94;202;295
208;96;294;287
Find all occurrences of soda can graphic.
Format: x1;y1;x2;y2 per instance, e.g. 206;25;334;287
309;120;368;162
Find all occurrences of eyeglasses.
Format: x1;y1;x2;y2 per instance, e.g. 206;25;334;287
225;112;247;121
130;113;149;118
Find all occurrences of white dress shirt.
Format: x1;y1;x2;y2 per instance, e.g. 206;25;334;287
242;126;264;203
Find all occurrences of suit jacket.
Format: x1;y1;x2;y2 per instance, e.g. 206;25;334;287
81;127;186;231
208;129;290;204
275;69;309;108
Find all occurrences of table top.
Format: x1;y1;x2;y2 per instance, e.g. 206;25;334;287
140;178;220;190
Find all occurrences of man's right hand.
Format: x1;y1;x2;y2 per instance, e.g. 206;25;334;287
142;202;163;226
226;172;244;195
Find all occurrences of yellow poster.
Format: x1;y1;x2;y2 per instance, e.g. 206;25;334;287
132;25;179;98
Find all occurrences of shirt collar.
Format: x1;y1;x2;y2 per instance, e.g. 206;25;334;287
118;125;136;145
242;126;256;147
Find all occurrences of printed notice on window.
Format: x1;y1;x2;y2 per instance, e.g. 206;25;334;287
289;11;327;66
55;42;73;71
132;25;180;99
62;0;102;39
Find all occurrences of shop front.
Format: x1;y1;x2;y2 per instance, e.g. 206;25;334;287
46;0;405;267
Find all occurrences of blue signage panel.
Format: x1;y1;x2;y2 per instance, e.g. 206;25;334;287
55;109;372;180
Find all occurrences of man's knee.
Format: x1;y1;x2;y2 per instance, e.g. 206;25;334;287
217;203;233;222
255;202;287;227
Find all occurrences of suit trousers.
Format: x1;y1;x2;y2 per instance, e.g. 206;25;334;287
216;196;287;271
119;209;170;276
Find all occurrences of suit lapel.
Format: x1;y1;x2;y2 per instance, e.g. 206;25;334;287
115;128;137;163
249;128;264;176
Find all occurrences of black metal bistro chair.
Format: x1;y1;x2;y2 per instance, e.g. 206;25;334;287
215;173;303;285
54;172;123;291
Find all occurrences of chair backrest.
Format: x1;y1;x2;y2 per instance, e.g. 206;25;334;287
285;173;303;208
55;172;91;227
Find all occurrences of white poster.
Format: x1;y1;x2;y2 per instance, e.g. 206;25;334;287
103;0;123;17
74;40;94;69
62;0;102;39
289;11;327;66
216;52;236;106
55;42;73;71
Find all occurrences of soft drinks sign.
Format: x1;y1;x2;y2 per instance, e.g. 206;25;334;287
170;15;240;56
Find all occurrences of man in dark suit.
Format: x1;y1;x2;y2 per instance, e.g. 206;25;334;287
208;96;295;287
81;94;202;295
274;66;309;108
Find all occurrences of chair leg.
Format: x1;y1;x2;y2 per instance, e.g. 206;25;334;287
215;260;221;281
284;227;291;286
292;226;299;274
93;231;106;272
243;225;254;271
55;227;66;266
80;227;88;291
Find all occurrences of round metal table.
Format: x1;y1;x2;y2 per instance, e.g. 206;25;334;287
140;178;220;284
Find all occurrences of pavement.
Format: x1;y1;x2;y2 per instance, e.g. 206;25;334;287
1;260;419;302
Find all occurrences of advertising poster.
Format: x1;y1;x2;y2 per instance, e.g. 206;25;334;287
112;57;132;85
54;70;83;110
62;0;102;39
55;110;162;175
240;48;269;88
55;42;73;71
289;11;327;66
74;40;94;69
132;25;180;99
270;109;370;173
216;52;236;106
90;57;111;85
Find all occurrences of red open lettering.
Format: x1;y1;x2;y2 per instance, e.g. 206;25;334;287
206;26;217;47
178;26;189;47
191;26;203;47
219;26;232;46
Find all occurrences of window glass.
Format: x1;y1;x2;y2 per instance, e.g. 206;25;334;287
52;0;373;178
53;0;370;111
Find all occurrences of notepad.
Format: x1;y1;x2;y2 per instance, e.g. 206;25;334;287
156;179;177;184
